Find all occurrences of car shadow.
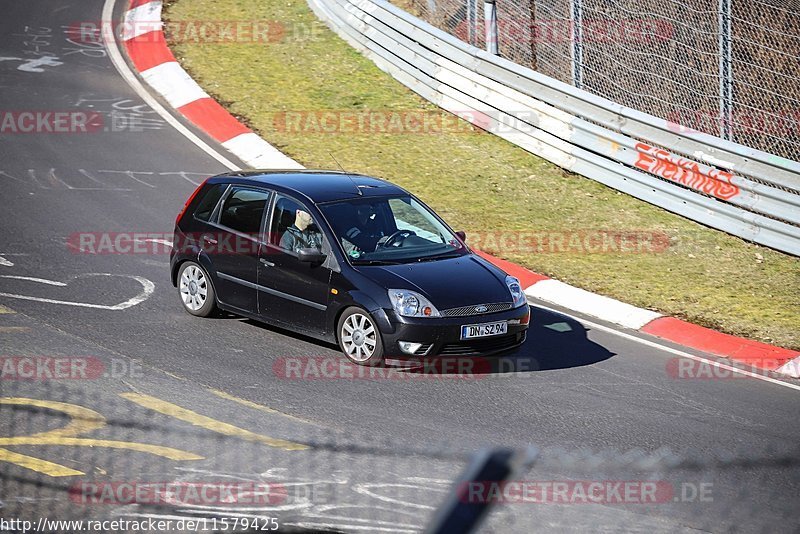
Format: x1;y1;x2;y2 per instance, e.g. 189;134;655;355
499;305;615;371
225;306;615;376
232;314;342;352
388;305;615;376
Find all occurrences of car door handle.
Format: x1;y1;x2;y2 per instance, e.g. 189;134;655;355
202;235;218;245
260;258;274;267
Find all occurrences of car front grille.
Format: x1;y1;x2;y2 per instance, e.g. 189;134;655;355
413;343;434;356
437;332;525;356
439;302;513;317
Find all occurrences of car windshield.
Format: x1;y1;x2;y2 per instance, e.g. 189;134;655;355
319;195;467;264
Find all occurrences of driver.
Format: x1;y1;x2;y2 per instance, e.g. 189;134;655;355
280;209;323;254
341;204;385;254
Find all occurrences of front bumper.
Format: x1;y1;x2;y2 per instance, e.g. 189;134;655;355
379;304;530;358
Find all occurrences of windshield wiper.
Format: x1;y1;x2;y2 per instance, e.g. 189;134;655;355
415;252;464;262
352;259;406;266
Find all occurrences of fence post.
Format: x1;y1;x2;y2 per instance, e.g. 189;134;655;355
484;0;498;54
571;0;584;89
423;447;538;534
718;0;734;141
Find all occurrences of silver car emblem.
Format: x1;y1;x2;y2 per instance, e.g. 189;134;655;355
475;305;488;313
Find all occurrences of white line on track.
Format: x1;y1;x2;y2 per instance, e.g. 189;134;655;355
0;274;155;310
0;275;67;286
100;0;240;171
133;237;173;247
529;299;800;392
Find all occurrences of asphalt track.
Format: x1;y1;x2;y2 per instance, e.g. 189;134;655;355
0;0;799;532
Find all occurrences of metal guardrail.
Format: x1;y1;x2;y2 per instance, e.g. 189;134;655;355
308;0;800;256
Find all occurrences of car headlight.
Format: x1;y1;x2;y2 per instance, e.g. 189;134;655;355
506;275;527;308
388;289;440;318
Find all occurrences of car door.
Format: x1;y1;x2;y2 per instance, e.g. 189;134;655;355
202;186;271;314
257;194;332;335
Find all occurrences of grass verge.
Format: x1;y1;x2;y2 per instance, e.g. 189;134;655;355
163;0;799;350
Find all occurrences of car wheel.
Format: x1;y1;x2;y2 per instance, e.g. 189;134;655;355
178;261;217;317
338;307;384;366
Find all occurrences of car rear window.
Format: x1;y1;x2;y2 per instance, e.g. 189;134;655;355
193;183;227;222
218;187;271;235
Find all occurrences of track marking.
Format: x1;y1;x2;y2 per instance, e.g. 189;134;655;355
8;398;107;438
0;305;15;314
101;0;239;171
0;255;13;267
529;300;800;392
0;273;154;310
133;237;173;248
0;398;202;477
120;393;309;451
0;327;30;333
208;388;319;427
0;436;203;458
0;448;83;477
0;275;67;286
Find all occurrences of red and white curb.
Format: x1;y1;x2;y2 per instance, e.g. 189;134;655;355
121;0;301;170
120;0;799;380
474;250;799;379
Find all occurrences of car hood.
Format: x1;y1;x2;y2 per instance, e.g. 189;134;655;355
356;254;512;310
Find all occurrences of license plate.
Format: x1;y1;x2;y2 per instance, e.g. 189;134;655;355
460;321;508;340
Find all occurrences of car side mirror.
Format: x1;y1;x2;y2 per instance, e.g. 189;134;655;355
455;230;467;241
297;248;327;264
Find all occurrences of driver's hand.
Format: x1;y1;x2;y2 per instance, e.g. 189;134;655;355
376;235;390;247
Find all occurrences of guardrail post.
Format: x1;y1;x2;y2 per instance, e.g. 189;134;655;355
483;0;498;55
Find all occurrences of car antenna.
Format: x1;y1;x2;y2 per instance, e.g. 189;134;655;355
329;151;363;196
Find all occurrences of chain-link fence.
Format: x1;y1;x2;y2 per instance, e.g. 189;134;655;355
2;379;799;532
396;0;800;162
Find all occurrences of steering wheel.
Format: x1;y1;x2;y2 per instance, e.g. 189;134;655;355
379;229;416;249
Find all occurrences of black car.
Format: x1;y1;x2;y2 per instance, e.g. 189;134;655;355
170;170;529;366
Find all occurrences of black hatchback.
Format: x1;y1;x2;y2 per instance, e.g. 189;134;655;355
170;170;529;366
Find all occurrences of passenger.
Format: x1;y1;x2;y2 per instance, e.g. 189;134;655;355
280;209;323;253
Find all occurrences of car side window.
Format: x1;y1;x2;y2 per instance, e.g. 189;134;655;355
218;187;271;236
193;184;227;222
270;195;324;253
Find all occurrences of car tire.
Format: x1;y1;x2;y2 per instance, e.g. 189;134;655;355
337;307;384;366
177;261;217;317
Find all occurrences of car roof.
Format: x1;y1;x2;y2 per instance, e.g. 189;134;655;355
208;170;408;204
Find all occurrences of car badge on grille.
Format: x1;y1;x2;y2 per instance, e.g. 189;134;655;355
475;305;488;313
